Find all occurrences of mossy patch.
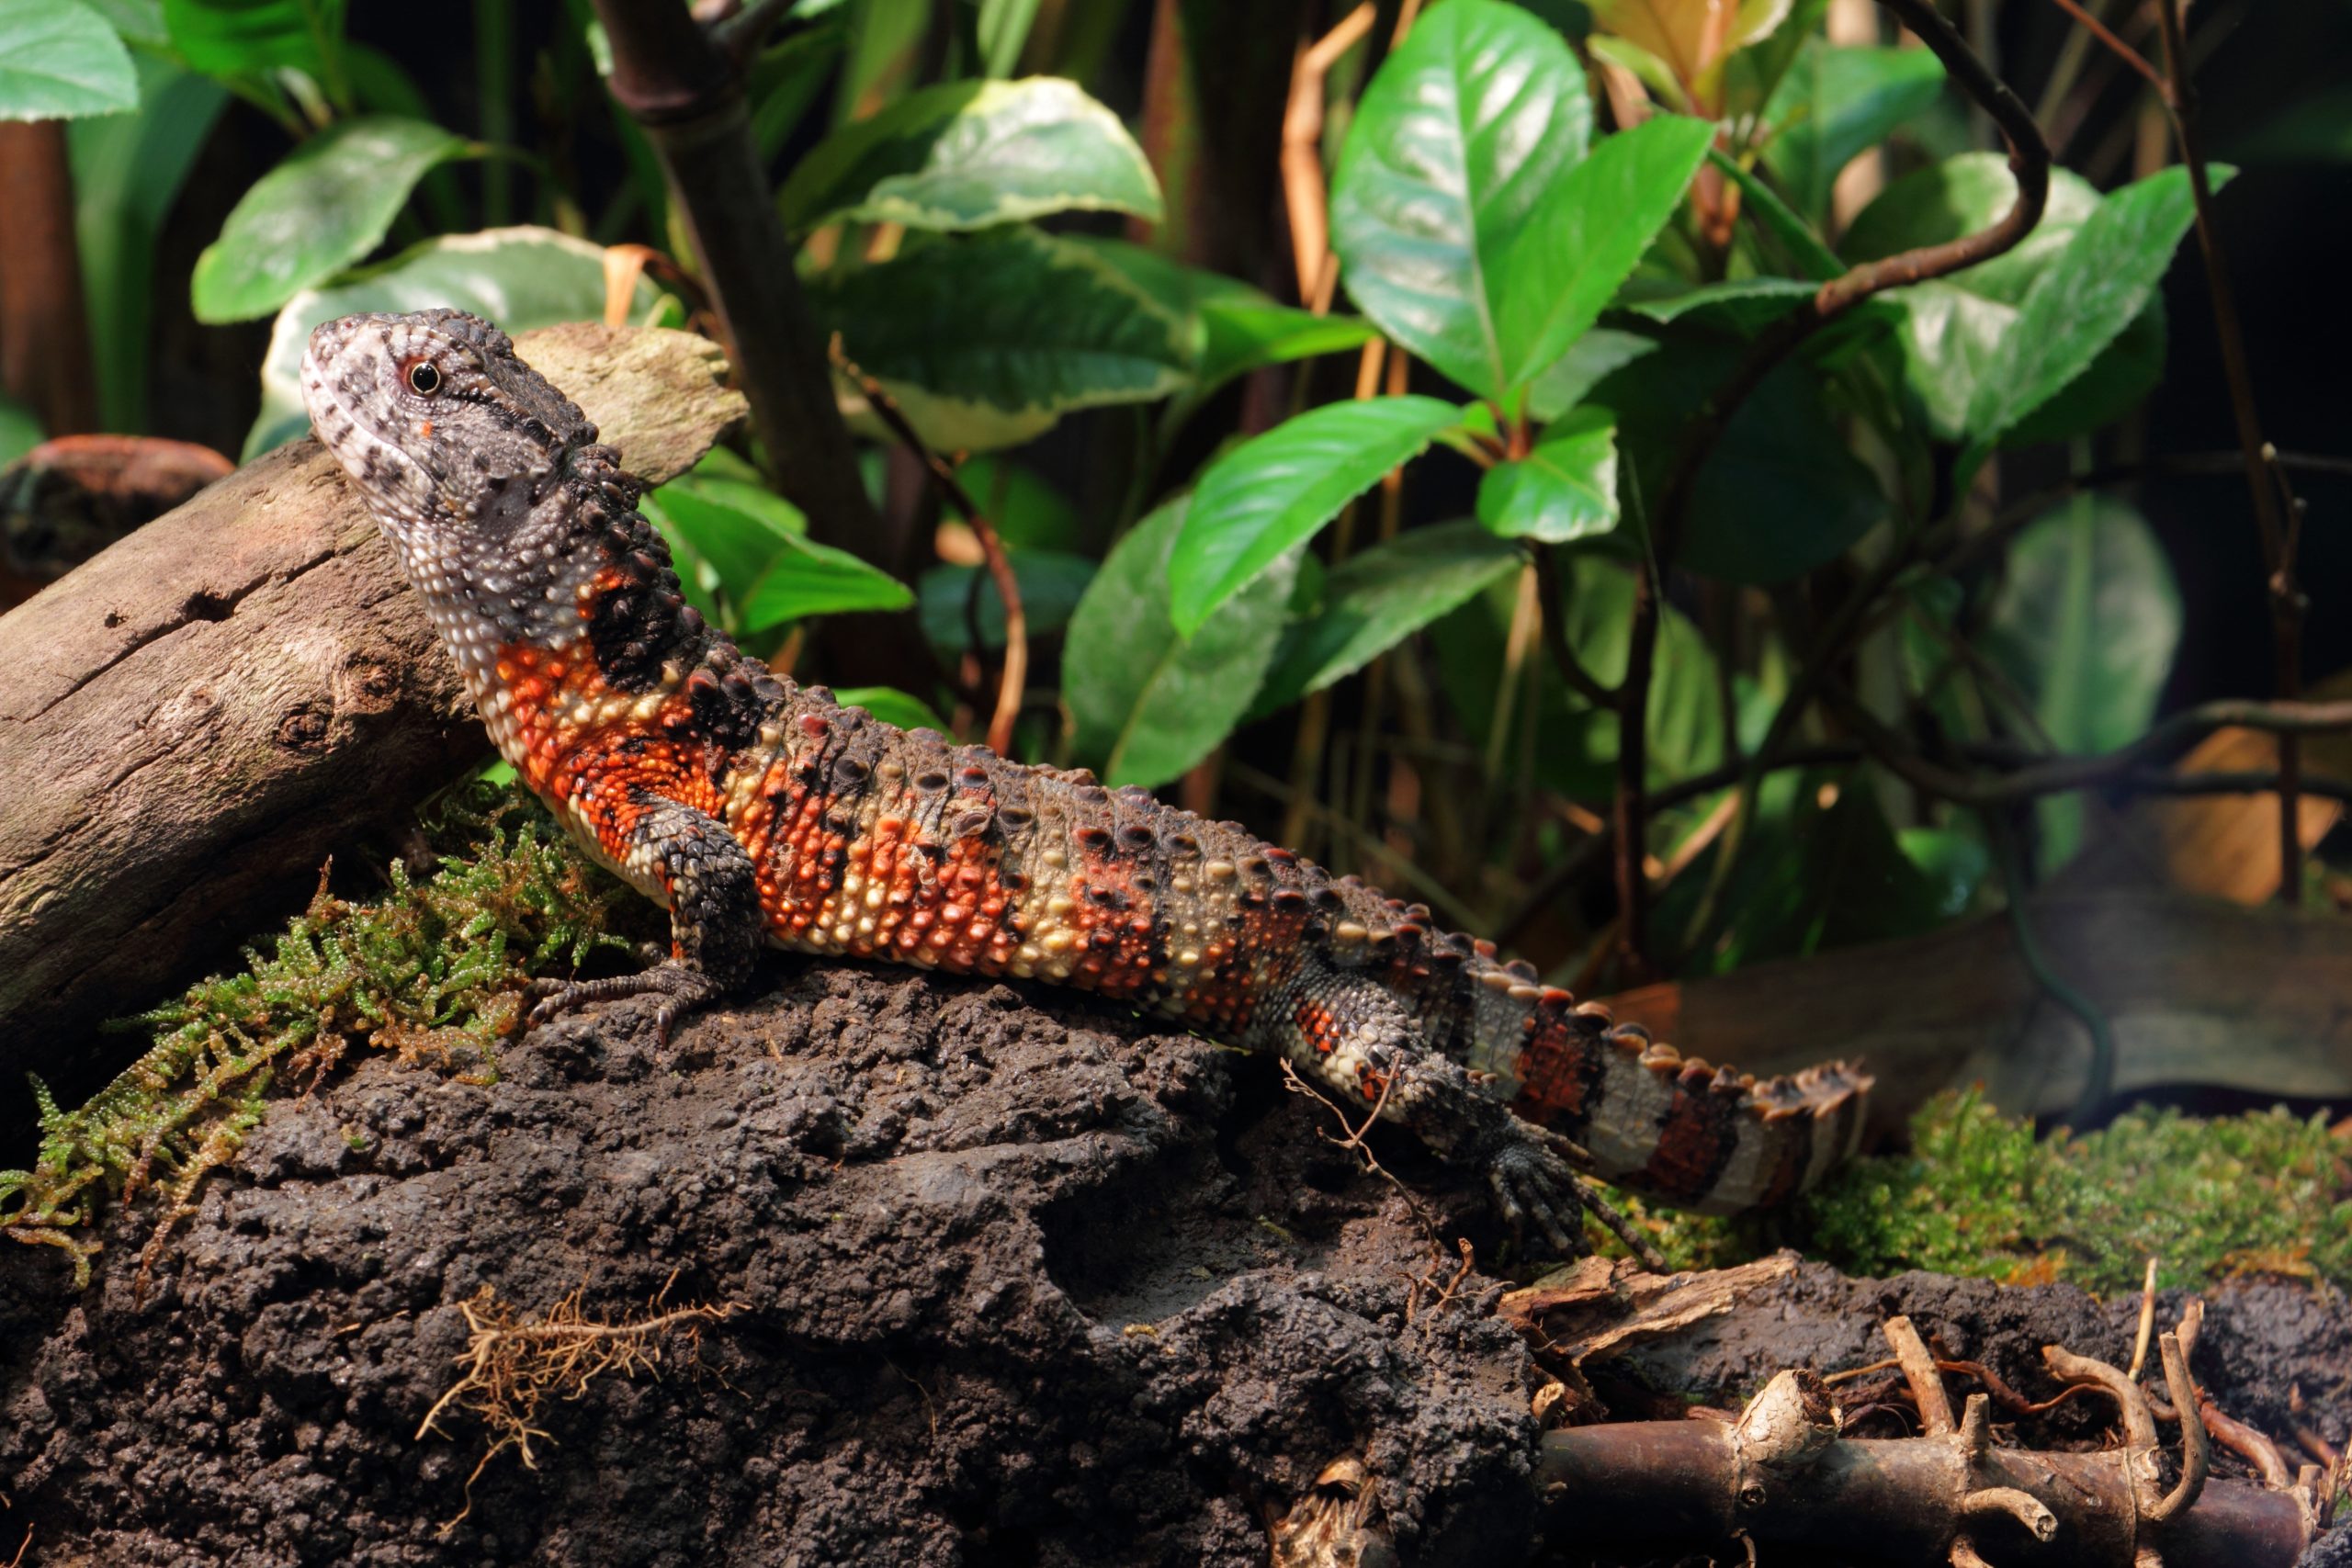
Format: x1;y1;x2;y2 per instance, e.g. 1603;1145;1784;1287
0;784;634;1286
1607;1089;2352;1296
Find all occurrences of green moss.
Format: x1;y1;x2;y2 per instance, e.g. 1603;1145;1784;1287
1605;1089;2352;1296
0;785;632;1286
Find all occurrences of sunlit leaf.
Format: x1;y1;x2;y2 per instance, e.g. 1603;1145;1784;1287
1960;165;2222;479
738;534;915;630
1494;113;1715;392
779;76;1159;233
1256;522;1521;712
192;117;473;323
1476;408;1619;543
1761;41;1944;217
0;0;137;121
247;225;664;457
1329;0;1591;398
832;685;950;733
1170;395;1464;636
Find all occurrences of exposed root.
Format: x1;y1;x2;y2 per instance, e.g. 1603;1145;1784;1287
417;1272;743;1534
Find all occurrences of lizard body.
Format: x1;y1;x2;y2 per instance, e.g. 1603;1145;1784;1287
301;310;1869;1246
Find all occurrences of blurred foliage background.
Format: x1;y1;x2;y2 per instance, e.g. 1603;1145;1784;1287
5;0;2352;1142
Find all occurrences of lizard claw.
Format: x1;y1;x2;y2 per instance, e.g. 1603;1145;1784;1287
1486;1133;1590;1260
526;960;720;1053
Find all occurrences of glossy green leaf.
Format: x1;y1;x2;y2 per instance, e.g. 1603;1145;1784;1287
739;534;915;630
192;117;472;323
164;0;344;80
1762;41;1945;217
640;477;808;615
1592;338;1883;584
247;225;665;457
1256;521;1521;713
1476;408;1618;543
1706;146;1841;281
1983;496;2180;870
85;0;165;49
832;685;950;734
1064;234;1375;393
812;226;1194;452
1625;276;1814;330
1329;0;1591;398
1524;327;1658;423
977;0;1042;77
0;0;136;120
919;548;1097;651
1170;394;1464;637
779;76;1160;233
1495;114;1714;391
1065;498;1298;787
70;56;228;431
1838;156;2144;444
1961;166;2222;478
1842;152;2100;305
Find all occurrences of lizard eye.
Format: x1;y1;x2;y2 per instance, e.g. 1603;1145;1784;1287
407;362;442;396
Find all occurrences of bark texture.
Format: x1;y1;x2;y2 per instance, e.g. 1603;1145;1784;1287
0;323;746;1126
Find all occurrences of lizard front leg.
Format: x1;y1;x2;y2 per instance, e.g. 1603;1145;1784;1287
529;789;763;1048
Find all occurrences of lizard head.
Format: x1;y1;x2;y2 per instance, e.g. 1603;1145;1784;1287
300;309;596;542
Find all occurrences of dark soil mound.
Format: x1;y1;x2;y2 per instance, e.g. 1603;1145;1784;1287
3;961;2344;1566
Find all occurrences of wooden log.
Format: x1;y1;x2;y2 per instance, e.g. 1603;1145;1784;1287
1601;890;2352;1141
0;323;747;1130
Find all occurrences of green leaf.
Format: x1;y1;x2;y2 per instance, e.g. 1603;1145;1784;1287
1256;521;1521;713
1064;234;1375;393
1761;41;1945;217
1476;408;1618;543
1706;146;1841;281
1170;394;1464;637
1495;114;1714;391
70;55;228;431
812;226;1195;451
0;391;40;468
192;117;472;323
164;0;345;81
978;0;1044;77
1524;327;1658;423
1842;152;2100;305
1983;496;2180;870
738;534;915;630
918;548;1097;651
1625;276;1815;330
831;685;950;734
1593;337;1883;584
1838;156;2136;443
949;455;1080;550
779;76;1160;233
0;0;137;121
247;225;664;457
1329;0;1591;398
1065;497;1298;788
640;478;808;611
1960;165;2222;478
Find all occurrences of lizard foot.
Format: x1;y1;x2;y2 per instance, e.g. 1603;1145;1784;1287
526;960;720;1052
1482;1123;1669;1269
1485;1130;1593;1260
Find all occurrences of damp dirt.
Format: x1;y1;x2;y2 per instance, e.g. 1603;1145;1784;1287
2;961;2343;1566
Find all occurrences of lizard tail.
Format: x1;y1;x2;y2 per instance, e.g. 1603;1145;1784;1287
1469;972;1871;1216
